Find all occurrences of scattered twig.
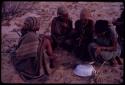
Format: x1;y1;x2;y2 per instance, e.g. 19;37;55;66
94;61;106;83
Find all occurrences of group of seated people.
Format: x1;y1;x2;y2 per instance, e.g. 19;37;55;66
11;6;123;82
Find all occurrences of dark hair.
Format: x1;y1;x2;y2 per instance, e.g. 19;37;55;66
95;20;112;38
21;28;28;36
120;9;124;20
95;20;110;34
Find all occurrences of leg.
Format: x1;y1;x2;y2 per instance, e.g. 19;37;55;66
113;44;122;65
109;58;118;66
51;35;57;50
88;43;98;61
115;56;122;65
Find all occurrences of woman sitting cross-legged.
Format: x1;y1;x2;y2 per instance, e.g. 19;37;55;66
12;17;55;82
73;8;94;61
51;6;73;50
88;20;122;66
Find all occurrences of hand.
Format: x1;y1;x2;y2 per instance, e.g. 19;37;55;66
65;40;71;45
62;23;68;28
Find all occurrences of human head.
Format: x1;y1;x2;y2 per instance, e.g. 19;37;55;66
80;8;90;20
57;6;69;20
95;20;110;36
21;17;40;36
22;17;40;33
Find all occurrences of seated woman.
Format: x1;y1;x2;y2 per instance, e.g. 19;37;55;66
51;6;73;50
113;10;124;58
73;8;94;61
12;17;55;82
88;20;122;66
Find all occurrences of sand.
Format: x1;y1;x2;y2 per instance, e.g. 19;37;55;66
1;2;123;84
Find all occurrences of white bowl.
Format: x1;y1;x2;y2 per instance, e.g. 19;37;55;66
73;64;96;77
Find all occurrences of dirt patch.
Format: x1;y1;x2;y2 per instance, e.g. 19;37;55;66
1;49;123;84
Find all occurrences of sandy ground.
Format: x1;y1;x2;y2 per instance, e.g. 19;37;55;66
1;48;123;84
1;2;124;84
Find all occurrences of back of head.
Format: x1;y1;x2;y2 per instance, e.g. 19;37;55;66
57;6;68;16
80;8;90;20
95;20;110;34
22;17;40;31
21;17;40;36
